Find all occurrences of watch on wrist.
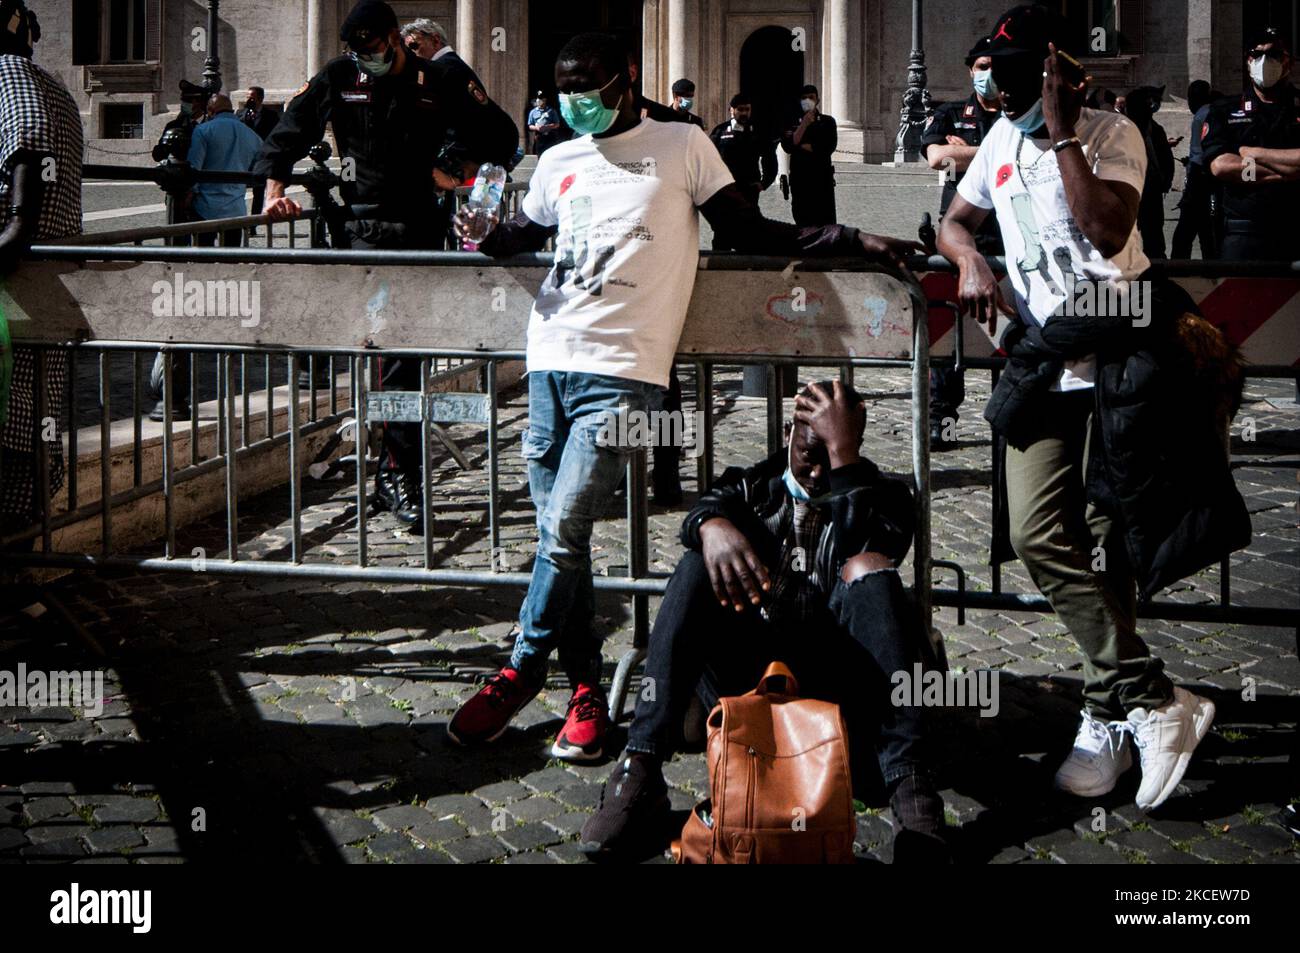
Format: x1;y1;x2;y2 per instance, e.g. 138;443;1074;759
1052;136;1082;153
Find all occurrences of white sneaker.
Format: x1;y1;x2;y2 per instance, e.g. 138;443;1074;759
1053;709;1133;797
1126;687;1216;811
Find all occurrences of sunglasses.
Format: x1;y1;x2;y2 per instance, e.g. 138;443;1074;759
1247;48;1287;61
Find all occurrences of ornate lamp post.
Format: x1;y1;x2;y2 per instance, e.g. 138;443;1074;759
893;0;932;163
202;0;222;92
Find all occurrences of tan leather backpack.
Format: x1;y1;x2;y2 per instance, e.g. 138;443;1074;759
672;662;857;864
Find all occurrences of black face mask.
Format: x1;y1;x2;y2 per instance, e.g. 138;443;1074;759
991;54;1045;115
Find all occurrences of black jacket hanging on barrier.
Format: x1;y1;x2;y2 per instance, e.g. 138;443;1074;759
984;275;1252;600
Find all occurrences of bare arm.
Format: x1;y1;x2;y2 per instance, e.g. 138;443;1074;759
925;142;979;173
1041;44;1139;258
1240;145;1300;179
1210;152;1290;184
937;194;1015;331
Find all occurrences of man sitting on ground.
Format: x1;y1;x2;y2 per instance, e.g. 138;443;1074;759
579;381;949;863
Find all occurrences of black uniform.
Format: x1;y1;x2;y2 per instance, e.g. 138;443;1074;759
253;52;517;495
672;108;705;129
781;112;838;225
920;94;1003;248
708;119;777;205
920;94;1004;438
257;55;458;247
237;103;282;216
1200;84;1300;261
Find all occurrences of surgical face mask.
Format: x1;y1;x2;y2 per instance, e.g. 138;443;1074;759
973;69;998;99
1249;54;1286;89
782;441;812;502
352;44;395;77
558;74;623;136
1006;98;1045;133
678;97;694;111
800;98;816;113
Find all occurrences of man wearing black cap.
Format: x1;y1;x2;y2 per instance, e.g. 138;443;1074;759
670;78;705;129
921;36;1005;451
781;84;838;225
1202;27;1300;263
255;0;518;531
938;5;1236;814
708;93;777;250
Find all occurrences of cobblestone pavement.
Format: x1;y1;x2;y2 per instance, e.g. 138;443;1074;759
2;367;1297;864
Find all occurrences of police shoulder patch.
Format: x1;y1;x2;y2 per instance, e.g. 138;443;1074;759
468;80;488;105
294;81;309;98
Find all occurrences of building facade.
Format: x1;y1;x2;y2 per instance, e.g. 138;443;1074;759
27;0;1298;166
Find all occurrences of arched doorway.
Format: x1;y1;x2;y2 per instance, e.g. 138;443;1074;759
527;0;644;142
739;26;805;144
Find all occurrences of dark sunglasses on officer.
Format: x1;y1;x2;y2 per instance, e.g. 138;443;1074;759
1247;46;1288;62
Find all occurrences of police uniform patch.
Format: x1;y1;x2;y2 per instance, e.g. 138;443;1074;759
294;81;309;98
468;80;488;105
341;91;371;103
964;104;976;118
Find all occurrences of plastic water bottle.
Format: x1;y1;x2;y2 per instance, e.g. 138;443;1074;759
462;162;506;245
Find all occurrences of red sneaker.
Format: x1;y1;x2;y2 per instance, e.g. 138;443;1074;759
447;667;543;746
551;684;609;762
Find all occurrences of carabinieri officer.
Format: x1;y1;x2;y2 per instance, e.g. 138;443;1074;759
254;0;517;532
1202;26;1300;263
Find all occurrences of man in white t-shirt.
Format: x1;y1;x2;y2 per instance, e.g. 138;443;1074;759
446;32;920;763
937;5;1216;813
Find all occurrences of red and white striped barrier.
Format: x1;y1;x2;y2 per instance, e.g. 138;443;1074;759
924;272;1300;369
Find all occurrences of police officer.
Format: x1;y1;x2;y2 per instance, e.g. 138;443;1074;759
1204;27;1300;405
670;78;705;128
781;84;838;225
255;0;517;531
920;37;1004;451
708;93;777;249
152;79;211;246
1202;27;1300;263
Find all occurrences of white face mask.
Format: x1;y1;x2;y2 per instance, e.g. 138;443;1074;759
1249;55;1286;90
800;98;816;113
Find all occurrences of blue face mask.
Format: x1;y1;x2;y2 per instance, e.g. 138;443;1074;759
782;441;813;502
783;467;811;502
678;97;694;111
558;74;623;136
1006;99;1045;133
973;69;998;100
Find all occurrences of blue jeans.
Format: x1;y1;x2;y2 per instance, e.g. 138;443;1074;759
510;371;663;686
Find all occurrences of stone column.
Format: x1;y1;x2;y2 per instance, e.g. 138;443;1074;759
667;0;687;101
1187;0;1215;90
306;0;323;78
828;0;864;158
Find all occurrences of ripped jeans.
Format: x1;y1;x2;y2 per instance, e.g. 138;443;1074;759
510;370;663;687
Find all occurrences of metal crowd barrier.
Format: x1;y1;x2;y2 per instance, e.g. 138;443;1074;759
1;244;934;722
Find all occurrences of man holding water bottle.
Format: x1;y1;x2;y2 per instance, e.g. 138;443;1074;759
255;0;517;532
445;32;921;763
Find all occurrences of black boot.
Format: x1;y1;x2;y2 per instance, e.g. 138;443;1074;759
579;752;671;860
889;772;951;864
